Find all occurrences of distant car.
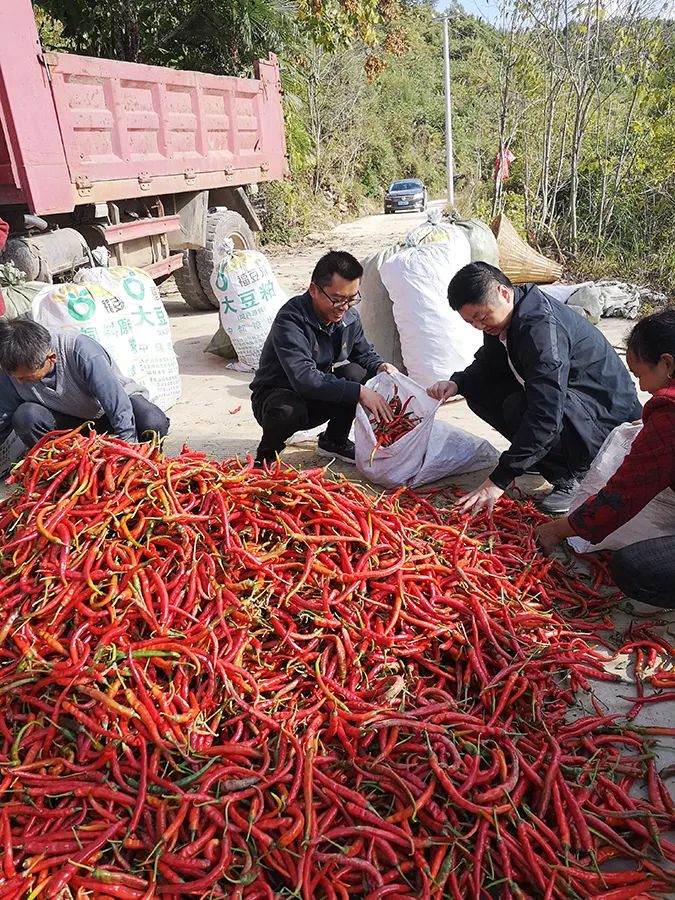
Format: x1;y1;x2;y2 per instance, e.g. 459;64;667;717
384;179;428;214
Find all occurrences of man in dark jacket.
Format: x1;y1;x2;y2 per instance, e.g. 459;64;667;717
428;262;642;515
250;251;395;466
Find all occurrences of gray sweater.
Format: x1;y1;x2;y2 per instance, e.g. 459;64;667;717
0;329;147;443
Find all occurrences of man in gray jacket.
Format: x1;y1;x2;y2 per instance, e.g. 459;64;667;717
0;318;169;448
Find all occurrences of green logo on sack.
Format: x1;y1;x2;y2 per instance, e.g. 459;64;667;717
67;289;96;322
215;268;229;292
123;275;145;301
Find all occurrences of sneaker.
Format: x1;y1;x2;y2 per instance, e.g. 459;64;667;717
317;434;356;464
537;478;581;516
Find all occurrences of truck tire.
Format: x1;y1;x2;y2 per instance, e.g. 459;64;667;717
173;250;213;310
196;210;255;309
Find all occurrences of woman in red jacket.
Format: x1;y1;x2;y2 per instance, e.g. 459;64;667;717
537;309;675;609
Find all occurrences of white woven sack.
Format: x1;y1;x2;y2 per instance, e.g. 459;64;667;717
210;247;286;371
405;209;460;248
568;423;675;553
379;236;481;387
355;371;499;488
32;267;181;411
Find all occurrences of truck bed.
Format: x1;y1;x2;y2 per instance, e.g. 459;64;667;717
0;3;287;214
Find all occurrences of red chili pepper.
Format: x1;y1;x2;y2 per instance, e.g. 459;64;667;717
0;431;672;898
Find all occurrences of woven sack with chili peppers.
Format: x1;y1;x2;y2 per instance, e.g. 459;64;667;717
355;371;498;487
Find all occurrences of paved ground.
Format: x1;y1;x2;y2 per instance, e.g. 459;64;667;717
158;202;673;787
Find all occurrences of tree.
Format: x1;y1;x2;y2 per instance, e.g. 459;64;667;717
36;0;406;75
36;0;675;288
490;0;669;260
295;0;403;50
36;0;294;75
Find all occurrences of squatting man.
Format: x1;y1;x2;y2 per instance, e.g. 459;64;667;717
0;318;169;448
250;251;397;467
427;262;641;516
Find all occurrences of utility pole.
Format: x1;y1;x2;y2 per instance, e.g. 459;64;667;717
433;13;455;208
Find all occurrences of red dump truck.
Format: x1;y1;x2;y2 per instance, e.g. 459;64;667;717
0;1;287;309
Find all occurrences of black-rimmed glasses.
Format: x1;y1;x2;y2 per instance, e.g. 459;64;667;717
314;283;362;309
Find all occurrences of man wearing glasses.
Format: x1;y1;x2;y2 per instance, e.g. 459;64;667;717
250;250;395;466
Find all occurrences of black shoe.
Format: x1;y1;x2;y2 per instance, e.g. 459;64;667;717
253;453;277;469
317;433;356;464
537;478;581;516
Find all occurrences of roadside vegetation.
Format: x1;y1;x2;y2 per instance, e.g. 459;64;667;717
36;0;675;292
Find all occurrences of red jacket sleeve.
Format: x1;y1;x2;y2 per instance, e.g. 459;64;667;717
0;218;8;316
569;410;675;545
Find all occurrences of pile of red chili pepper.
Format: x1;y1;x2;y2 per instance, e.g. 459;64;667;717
369;385;422;461
0;430;673;899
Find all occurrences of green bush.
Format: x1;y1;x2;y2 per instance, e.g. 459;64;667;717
258;181;315;245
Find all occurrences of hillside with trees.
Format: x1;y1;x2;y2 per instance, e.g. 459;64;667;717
36;0;675;291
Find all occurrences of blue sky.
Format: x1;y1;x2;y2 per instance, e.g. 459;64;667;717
435;0;675;21
456;0;500;22
436;0;501;23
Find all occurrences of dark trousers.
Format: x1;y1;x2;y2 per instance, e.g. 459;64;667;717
467;386;591;485
251;363;366;461
12;395;170;449
610;536;675;609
